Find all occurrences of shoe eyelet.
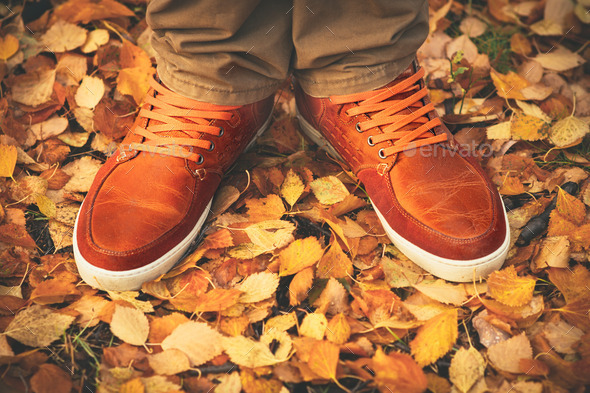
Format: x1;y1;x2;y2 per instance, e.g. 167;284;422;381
196;154;204;164
207;142;215;151
367;136;375;146
218;127;224;137
378;149;386;159
355;122;362;133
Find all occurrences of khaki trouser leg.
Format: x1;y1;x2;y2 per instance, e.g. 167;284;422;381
147;0;292;105
147;0;429;103
292;0;429;97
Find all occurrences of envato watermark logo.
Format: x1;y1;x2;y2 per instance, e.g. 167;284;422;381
399;140;494;159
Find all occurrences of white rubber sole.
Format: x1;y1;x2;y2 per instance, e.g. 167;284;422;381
73;113;274;291
297;110;510;282
73;199;212;291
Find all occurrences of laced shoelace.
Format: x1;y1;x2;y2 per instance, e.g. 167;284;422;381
128;77;240;163
329;67;447;159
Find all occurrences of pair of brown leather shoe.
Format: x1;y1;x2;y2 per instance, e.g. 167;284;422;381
74;63;509;290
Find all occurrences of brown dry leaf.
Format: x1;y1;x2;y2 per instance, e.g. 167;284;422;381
141;375;181;393
326;313;351;344
148;349;190;376
499;176;527;196
289;267;314;306
81;29;109;53
0;34;19;61
550;114;590;147
511;33;532;56
119;378;144;393
372;348;427;393
459;16;487;37
310;176;350;205
120;40;152;70
240;369;283;393
486;121;511;140
42;20;88;53
300;312;328;340
543;319;584;354
215;372;241;393
265;312;297;333
30;278;79;305
510;112;550;141
243;220;295;252
117;67;153;105
316;239;353;279
237;271;279;303
280;168;305;206
148;313;189;344
307;340;339;380
413;279;469;306
279;237;324;276
410;308;458;367
30;363;72;393
5;304;75;347
29;116;69;141
403;291;454;321
110;305;149;346
68;295;109;327
313;277;348;315
162;321;223;366
11;68;56;107
487;265;536;307
75;75;105;109
490;69;529;100
547;265;590;302
449;347;485;393
556;187;586;225
53;0;134;23
487;333;533;373
381;257;423;287
62;156;102;193
0;144;17;177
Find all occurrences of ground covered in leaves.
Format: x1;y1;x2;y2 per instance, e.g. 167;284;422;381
0;0;590;392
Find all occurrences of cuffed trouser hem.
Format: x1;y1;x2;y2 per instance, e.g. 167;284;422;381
294;53;417;98
156;61;282;106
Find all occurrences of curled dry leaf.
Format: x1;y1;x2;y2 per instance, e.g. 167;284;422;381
110;305;149;346
161;321;223;366
81;29;109;53
487;265;536;307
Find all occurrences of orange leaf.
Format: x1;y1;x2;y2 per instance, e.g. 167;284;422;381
571;224;590;248
316;239;353;279
279;237;324;276
148;313;189;344
410;308;458;367
0;34;19;61
0;145;17;178
487;265;536;307
245;194;286;222
120;40;152;70
30;279;80;305
289;267;314;306
307;340;339;380
326;313;351;345
30;363;72;393
548;210;577;237
547;265;590;303
117;67;153;105
194;288;242;312
510;33;532;56
510;112;550;141
556;187;586;225
203;228;234;249
490;69;529;100
53;0;134;24
372;349;427;393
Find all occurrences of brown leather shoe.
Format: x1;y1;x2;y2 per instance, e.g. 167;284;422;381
74;77;274;290
295;63;509;282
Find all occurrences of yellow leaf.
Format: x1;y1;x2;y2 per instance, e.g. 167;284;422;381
245;194;286;222
372;349;427;393
237;271;279;303
499;176;526;196
310;175;350;205
244;220;295;251
221;334;286;368
75;75;105;109
413;279;469;306
289;267;314;306
510;33;532;56
410;308;458;367
556;187;586;225
307;340;339;380
487;333;532;373
486;121;511;140
36;194;56;218
550;114;590;147
117;67;153;105
299;312;328;340
326;314;351;345
119;378;144;393
449;347;485;393
0;145;17;177
0;34;19;60
264;312;297;333
279;237;324;276
280;168;304;206
162;321;223;366
110;305;149;346
316;239;353;279
490;68;529;100
510;112;550;141
487;265;536;307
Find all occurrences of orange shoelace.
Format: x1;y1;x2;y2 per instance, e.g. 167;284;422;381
329;67;447;159
129;77;239;162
